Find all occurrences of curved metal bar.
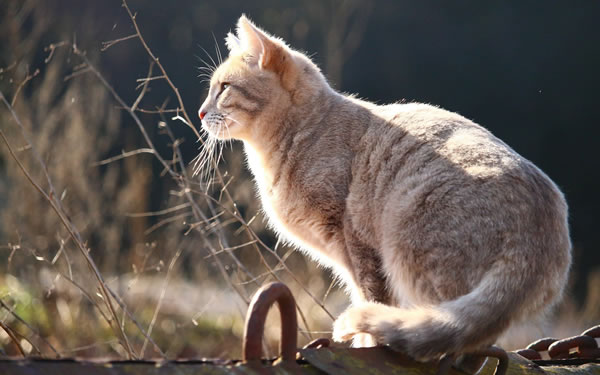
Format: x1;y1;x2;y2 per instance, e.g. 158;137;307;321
548;335;600;359
527;337;558;352
582;325;600;338
242;282;298;363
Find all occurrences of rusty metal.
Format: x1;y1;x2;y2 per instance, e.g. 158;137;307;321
583;325;600;338
527;337;558;352
549;335;600;359
469;346;509;375
242;282;298;364
516;325;600;361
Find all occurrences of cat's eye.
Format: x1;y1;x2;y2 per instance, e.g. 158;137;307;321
216;82;230;99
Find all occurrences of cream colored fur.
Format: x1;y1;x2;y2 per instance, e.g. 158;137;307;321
198;16;572;360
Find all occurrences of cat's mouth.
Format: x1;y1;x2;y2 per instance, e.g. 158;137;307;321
201;118;240;140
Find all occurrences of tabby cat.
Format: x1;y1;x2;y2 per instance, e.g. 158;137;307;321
198;16;571;360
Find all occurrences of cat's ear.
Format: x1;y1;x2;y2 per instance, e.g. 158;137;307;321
234;15;297;88
225;32;242;52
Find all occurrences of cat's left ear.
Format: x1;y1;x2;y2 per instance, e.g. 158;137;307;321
234;15;297;88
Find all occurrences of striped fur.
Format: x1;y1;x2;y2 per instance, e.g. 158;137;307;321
198;16;571;360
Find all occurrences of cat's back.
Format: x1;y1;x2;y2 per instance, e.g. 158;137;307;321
350;100;570;300
361;101;541;185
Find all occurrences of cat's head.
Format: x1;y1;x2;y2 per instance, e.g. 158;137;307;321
198;15;324;141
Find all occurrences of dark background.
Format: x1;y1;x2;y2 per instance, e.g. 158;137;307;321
5;0;600;301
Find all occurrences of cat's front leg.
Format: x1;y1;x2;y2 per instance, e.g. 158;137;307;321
336;225;390;348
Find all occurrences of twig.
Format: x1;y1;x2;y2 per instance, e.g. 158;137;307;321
63;339;119;354
125;203;191;218
101;33;137;51
0;320;43;356
44;41;68;63
11;68;40;106
0;320;26;357
132;61;154;110
140;247;182;357
105;286;167;358
0;61;18;75
63;66;91;82
142;108;180;114
121;0;200;139
91;148;155;167
204;239;258;258
135;75;165;90
0;298;60;357
143;212;192;235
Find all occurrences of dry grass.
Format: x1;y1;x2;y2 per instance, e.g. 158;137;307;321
0;0;597;360
0;0;346;359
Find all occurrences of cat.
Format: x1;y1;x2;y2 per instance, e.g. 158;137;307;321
197;15;571;361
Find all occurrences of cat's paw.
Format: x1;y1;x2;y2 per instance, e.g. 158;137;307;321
352;333;378;348
332;305;371;343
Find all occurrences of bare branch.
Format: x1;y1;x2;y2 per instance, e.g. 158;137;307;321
140;247;182;357
11;68;40;106
101;33;138;51
132;61;154;109
0;298;60;357
125;203;191;218
121;0;200;139
91;148;155;167
0;320;27;357
43;41;68;63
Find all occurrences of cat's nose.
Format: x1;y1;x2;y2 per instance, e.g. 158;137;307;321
199;109;206;120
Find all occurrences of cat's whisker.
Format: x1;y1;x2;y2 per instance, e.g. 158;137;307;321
196;67;215;74
193;130;219;180
198;59;216;74
212;32;223;66
198;45;219;72
225;114;242;126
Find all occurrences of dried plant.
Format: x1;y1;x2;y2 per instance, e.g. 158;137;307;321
0;0;345;359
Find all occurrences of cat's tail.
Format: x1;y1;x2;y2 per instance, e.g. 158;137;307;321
332;262;553;361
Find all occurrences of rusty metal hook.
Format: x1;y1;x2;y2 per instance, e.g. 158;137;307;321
242;282;298;363
470;346;509;375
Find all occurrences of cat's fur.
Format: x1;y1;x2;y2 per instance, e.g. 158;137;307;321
198;16;571;360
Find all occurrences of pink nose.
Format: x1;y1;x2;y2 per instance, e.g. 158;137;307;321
199;110;206;120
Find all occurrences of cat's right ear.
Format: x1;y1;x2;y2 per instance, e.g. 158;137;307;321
232;15;298;90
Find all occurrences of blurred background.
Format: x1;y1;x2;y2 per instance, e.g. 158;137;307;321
0;0;599;359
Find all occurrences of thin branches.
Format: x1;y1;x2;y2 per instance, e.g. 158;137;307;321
0;298;60;357
0;90;136;359
140;247;182;357
0;320;26;357
101;34;137;51
0;0;346;359
119;0;200;139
